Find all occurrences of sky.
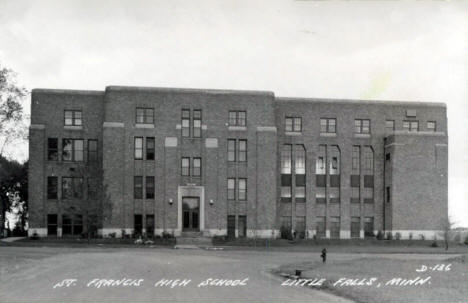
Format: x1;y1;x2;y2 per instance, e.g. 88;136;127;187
0;0;467;226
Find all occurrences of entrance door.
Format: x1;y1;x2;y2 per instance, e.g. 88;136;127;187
227;215;236;239
182;197;199;231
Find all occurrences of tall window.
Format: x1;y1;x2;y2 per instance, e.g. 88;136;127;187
295;145;305;174
403;120;418;132
427;121;436;132
146;137;155;160
238;178;247;201
136;108;154;124
295;145;306;203
351;217;360;238
181;157;190;176
134;137;143;160
227;178;235;200
364;217;374;237
48;138;58;161
193;157;201;177
330;217;340;238
316;217;326;238
354;119;370;134
47;177;58;199
363;146;374;204
285;117;302;132
62;177;83;199
62;214;83;235
363;146;374;173
193;110;202;137
88;178;98;199
280;216;292;230
134;176;143;199
88;139;98;162
227;139;236;162
181;109;190;137
281;144;292;174
386;186;391;203
386;120;395;131
47;214;58;236
352;146;360;173
62;139;84;161
146;176;155;199
134;215;143;235
228;111;246;126
64;110;82;126
281;144;292;202
238;140;247;162
320;118;336;133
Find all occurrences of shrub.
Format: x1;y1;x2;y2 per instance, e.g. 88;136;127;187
419;234;425;241
162;231;174;239
280;226;293;240
395;232;402;240
376;230;384;240
298;231;306;240
386;232;393;240
108;232;116;238
30;231;39;240
431;240;439;247
409;232;413;240
212;235;227;243
464;235;468;245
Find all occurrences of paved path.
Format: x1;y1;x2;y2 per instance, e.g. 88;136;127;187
0;237;26;243
0;246;460;303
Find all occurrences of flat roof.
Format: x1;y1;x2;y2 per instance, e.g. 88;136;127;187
276;97;446;108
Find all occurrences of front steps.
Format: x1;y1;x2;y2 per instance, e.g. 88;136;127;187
174;232;212;248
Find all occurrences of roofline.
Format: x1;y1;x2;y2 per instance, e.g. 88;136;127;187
276;97;446;108
105;85;275;97
32;88;104;96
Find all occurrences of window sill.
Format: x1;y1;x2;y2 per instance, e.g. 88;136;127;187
64;125;83;130
285;131;302;136
355;133;371;138
135;123;154;129
228;126;247;131
320;132;336;137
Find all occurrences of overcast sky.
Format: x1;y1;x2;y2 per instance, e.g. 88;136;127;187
1;0;467;226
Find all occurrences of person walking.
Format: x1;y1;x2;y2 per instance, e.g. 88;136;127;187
321;248;327;263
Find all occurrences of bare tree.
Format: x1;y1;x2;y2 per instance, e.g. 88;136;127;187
439;216;456;251
0;64;28;158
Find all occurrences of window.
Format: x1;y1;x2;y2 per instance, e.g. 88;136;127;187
281;144;292;174
320;118;336;133
146;215;155;236
296;217;306;238
134;214;143;235
64;110;82;126
295;145;305;174
386;186;391;203
363;146;374;173
238;178;247;201
330;217;340;238
281;186;292;202
403;120;419;132
427;121;436;132
329;187;340;204
364;187;374;204
134;137;143;160
62;139;84;161
227;178;236;200
352;146;360;173
181;157;190;176
386;120;395;131
364;217;374;237
238;140;247;162
295;186;305;203
47;177;58;199
88;139;98;162
62;177;83;199
134;176;143;199
316;216;326;238
227;139;236;162
193;157;201;177
355;119;370;134
146;176;155;199
351;217;360;238
316;187;326;204
329;146;340;175
73;214;83;235
386;153;391;161
181;109;190;137
62;215;72;235
193;110;202;138
228;111;246;126
88;178;98;199
351;187;360;204
146;137;155;160
47;214;58;236
285;117;301;132
136;108;154;124
48;138;58;160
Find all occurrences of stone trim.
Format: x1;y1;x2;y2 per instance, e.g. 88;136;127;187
135;123;154;129
228;126;247;131
64;125;83;131
103;122;124;128
29;124;45;130
285;131;302;136
354;133;371;138
256;126;277;132
320;133;336;137
205;138;218;148
165;137;178;147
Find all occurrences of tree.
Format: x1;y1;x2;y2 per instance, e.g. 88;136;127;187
0;64;28;159
439;216;455;251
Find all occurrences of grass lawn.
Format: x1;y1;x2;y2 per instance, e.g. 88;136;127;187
275;255;468;303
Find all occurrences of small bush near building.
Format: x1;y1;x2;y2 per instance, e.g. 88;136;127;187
431;240;439;247
419;234;425;241
280;226;293;240
395;232;401;240
464;236;468;245
386;232;393;240
376;230;384;240
162;231;174;239
409;232;413;240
